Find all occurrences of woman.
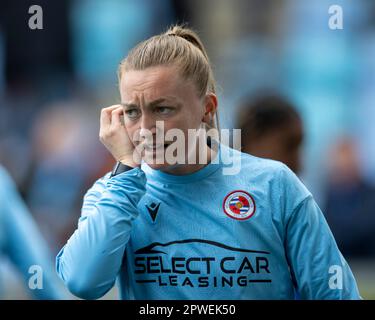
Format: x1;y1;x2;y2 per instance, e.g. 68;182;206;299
56;25;360;300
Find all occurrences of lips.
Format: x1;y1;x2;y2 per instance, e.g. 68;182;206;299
144;143;170;151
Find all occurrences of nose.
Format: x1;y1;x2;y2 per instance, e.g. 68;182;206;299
138;113;157;144
140;112;156;132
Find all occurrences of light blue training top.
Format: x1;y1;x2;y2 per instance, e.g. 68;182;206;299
56;143;361;300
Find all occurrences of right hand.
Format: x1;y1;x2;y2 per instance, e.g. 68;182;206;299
99;105;140;167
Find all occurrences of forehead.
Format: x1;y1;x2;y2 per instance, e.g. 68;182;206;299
120;65;194;102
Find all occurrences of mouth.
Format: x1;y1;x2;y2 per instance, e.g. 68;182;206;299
144;143;170;151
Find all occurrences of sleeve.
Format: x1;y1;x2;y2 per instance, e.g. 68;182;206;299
280;165;361;300
56;167;146;300
0;167;65;300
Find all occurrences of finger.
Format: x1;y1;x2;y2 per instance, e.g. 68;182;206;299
100;105;121;128
111;106;124;127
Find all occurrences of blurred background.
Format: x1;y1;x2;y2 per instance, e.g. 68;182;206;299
0;0;374;299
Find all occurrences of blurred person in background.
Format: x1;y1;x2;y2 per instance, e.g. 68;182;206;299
323;137;375;258
237;95;304;175
26;101;105;253
0;165;65;299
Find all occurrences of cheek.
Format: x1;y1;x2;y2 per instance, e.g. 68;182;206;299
181;109;203;129
124;123;139;142
165;118;200;136
157;103;204;136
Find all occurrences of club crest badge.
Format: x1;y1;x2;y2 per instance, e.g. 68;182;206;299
223;190;256;220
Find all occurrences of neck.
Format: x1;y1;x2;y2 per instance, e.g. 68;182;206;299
161;143;217;175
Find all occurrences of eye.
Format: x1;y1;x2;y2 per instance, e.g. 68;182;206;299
155;106;174;115
125;108;141;119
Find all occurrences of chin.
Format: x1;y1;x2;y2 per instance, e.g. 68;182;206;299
142;150;168;170
146;162;171;171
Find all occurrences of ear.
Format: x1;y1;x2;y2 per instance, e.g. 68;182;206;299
202;93;218;127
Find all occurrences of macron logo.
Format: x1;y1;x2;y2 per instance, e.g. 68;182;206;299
146;202;161;222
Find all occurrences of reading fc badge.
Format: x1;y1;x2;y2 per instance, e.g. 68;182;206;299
223;190;256;220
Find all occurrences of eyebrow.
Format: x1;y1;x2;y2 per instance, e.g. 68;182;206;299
121;98;172;108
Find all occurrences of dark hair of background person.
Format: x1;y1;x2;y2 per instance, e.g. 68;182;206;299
237;94;304;174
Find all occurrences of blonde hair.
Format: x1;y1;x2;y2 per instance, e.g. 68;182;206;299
118;25;219;129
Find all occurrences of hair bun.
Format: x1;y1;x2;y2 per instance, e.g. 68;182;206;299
165;25;208;60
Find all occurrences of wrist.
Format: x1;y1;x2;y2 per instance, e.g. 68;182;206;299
118;155;139;168
110;161;137;178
